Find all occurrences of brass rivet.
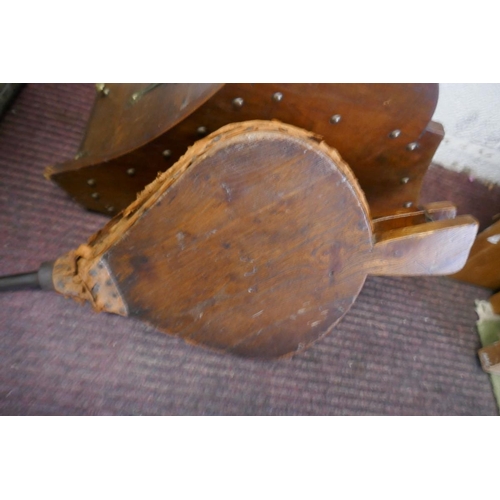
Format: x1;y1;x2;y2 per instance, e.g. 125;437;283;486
389;129;401;138
407;142;419;151
162;149;172;158
197;126;208;136
401;177;410;184
96;83;110;96
330;114;342;124
91;192;99;199
272;92;283;102
87;179;96;186
404;201;413;208
232;97;244;108
127;168;136;176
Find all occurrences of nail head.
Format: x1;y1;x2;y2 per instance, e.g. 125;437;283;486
197;126;208;136
127;168;136;176
96;83;110;96
389;129;401;138
162;149;172;158
407;142;419;151
401;177;410;184
91;192;99;199
232;97;244;108
330;114;342;124
272;92;283;102
87;179;96;186
404;201;413;208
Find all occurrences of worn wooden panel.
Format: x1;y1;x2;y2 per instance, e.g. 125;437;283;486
452;219;500;289
47;84;441;217
50;121;478;358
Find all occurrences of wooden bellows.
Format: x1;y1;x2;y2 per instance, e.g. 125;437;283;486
45;83;443;219
50;121;478;358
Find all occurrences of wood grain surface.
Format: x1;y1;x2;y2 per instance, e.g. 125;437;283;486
51;121;478;358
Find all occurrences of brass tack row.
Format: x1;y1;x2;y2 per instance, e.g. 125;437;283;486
85;91;421;215
225;96;421;153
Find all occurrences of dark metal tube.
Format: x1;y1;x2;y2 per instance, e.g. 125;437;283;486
0;261;55;292
0;271;40;291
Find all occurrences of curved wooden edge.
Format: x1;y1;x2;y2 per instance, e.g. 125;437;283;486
45;83;225;177
365;215;479;276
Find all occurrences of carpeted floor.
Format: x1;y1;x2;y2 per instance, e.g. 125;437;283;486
0;84;498;415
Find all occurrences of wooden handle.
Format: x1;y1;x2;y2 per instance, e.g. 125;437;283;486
365;215;479;276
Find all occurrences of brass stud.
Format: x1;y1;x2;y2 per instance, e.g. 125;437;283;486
232;97;244;108
127;168;136;176
96;83;110;96
404;201;413;208
272;92;283;102
162;149;172;158
91;192;99;199
389;129;401;138
407;142;419;151
87;179;96;186
330;114;342;124
197;126;208;136
401;177;410;184
107;206;114;213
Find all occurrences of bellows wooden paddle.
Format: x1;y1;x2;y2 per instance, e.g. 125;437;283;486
2;121;478;358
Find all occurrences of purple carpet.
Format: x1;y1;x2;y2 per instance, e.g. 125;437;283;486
0;84;497;415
